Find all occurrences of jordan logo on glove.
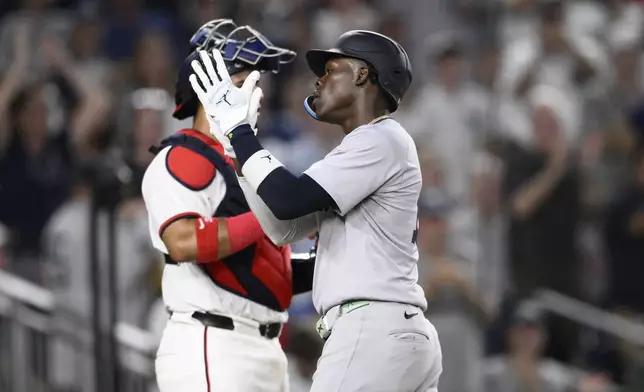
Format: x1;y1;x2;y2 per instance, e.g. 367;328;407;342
188;49;263;158
216;90;233;106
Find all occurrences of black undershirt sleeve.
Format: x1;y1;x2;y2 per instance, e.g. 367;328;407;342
291;249;316;295
229;125;336;220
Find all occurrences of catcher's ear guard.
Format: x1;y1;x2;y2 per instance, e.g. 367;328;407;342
304;95;319;120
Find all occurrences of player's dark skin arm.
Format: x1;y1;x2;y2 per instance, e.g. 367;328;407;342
161;218;232;262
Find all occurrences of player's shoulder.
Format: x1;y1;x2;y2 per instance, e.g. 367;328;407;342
349;118;406;143
143;145;217;191
366;118;415;157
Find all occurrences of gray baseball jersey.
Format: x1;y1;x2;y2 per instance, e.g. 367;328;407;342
304;118;427;315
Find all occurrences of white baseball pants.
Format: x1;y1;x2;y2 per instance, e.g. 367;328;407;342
155;312;289;392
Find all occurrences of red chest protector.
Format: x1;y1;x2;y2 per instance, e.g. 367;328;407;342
151;131;293;312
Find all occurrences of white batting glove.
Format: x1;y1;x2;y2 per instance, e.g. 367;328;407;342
207;81;262;158
204;114;237;157
188;50;263;158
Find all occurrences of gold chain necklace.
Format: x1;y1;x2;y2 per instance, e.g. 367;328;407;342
368;115;391;125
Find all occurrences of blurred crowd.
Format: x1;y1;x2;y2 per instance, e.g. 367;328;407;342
1;0;644;391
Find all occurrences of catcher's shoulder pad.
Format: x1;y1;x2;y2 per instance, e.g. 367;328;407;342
165;146;217;191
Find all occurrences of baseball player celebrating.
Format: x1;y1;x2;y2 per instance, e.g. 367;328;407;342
189;31;443;392
142;19;316;392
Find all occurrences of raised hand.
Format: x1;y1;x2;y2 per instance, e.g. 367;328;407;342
188;49;263;157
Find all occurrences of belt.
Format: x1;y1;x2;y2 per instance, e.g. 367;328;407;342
336;300;371;316
191;311;282;340
316;300;371;340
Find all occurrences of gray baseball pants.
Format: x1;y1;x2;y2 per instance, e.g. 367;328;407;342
310;301;443;392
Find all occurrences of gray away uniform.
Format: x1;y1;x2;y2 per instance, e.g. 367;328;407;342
239;118;443;392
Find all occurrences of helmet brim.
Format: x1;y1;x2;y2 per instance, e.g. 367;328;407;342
306;48;364;77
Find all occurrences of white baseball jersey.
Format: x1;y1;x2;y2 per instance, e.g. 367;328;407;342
304;118;427;315
141;131;288;324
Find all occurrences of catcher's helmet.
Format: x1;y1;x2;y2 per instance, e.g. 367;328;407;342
303;30;412;119
174;19;296;120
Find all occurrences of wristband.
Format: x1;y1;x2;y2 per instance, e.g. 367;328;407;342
228;124;255;142
241;149;284;190
225;212;264;254
195;213;265;263
195;217;219;263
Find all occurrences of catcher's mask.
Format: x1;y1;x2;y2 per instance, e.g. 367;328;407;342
174;19;296;120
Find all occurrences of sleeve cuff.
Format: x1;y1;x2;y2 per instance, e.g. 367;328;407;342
228;124;261;165
241;150;285;190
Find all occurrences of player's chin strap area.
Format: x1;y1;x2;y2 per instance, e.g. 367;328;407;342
303;95;319;120
304;96;392;124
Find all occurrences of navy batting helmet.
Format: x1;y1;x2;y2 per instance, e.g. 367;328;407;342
173;19;296;120
303;30;412;119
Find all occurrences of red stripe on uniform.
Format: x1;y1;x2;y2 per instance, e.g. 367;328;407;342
203;327;211;391
158;212;200;237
